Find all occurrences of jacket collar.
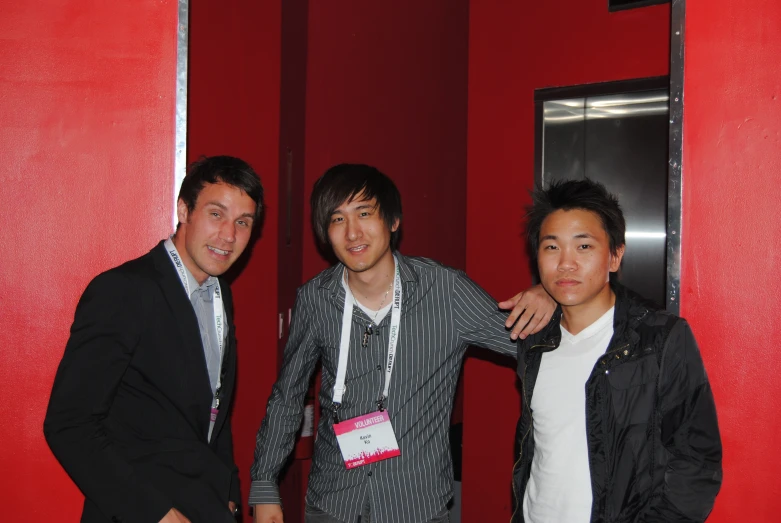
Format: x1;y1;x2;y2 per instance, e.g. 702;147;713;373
610;281;655;347
530;281;653;353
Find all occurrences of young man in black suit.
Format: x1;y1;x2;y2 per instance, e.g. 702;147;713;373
44;156;264;523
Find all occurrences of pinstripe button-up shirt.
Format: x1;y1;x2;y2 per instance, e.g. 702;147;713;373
249;253;517;523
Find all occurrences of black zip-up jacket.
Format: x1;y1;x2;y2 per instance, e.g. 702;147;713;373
512;283;722;523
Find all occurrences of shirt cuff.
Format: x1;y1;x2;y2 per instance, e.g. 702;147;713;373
248;480;282;506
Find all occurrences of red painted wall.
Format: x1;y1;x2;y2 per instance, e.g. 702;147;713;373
275;2;311;520
187;0;282;505
0;0;177;518
682;0;781;520
301;0;470;281
464;1;670;520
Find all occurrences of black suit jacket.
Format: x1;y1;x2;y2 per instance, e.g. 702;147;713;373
45;242;240;523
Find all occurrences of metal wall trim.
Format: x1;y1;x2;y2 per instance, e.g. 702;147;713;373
666;0;685;315
534;76;669;103
173;0;189;228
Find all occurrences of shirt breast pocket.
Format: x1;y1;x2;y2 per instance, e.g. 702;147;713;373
607;358;659;427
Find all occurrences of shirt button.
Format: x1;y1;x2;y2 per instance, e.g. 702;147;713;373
376;365;382;371
367;471;373;476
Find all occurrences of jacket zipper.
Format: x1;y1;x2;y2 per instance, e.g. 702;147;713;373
597;342;628;523
603;342;629;359
510;343;554;522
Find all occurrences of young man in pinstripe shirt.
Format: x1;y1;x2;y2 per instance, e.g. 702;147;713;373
250;164;555;523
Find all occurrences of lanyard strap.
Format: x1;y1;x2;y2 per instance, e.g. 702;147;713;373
333;257;402;410
164;239;225;395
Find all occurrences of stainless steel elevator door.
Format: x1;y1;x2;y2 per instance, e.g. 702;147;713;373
540;89;669;306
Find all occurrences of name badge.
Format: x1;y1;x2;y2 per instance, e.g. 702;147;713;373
333;411;400;469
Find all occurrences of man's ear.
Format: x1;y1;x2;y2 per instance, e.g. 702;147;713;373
609;244;626;272
177;199;189;225
391;218;401;233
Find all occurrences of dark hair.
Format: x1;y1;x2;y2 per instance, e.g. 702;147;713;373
526;178;626;260
311;164;403;250
178;155;264;222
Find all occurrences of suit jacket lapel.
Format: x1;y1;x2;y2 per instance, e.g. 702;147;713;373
151;242;213;433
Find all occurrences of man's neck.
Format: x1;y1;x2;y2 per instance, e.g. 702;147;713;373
345;252;395;306
560;285;616;336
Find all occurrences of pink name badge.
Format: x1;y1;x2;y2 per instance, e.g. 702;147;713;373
210;407;219;422
333;411;401;469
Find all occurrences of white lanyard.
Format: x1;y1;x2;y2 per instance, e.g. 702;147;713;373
333;257;402;411
164;239;225;396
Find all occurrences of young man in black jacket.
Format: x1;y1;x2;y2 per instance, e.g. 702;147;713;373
513;179;722;523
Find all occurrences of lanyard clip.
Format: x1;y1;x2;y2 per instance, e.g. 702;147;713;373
376;398;386;412
333;404;341;424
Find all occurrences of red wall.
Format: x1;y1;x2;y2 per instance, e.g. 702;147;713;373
0;0;178;517
187;0;282;504
464;1;670;520
301;0;470;281
682;0;781;519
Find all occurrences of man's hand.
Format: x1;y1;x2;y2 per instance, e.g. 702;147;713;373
499;284;556;340
229;501;237;517
159;508;191;523
253;503;284;523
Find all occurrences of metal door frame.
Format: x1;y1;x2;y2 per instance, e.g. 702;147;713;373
666;0;685;315
173;0;189;228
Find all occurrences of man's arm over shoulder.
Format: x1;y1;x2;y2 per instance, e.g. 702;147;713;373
43;270;172;522
451;270;516;357
248;287;320;509
640;318;722;522
452;271;555;357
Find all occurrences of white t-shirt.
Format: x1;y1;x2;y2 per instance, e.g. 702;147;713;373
341;274;393;325
523;307;615;523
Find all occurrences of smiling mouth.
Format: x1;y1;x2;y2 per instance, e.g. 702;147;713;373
208;246;230;256
347;245;368;253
